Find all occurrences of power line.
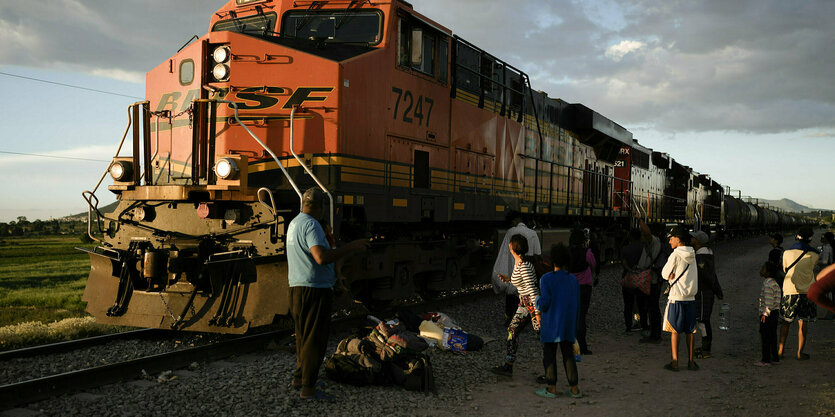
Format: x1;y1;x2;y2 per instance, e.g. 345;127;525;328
0;150;110;163
0;71;144;100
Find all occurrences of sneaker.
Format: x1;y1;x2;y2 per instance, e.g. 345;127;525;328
491;364;513;377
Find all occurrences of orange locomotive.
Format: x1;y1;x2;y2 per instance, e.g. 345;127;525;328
80;0;674;333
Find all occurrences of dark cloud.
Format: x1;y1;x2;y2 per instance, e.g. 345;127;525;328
0;0;226;80
2;0;832;134
418;0;835;134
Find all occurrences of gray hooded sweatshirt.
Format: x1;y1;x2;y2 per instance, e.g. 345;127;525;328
661;245;698;301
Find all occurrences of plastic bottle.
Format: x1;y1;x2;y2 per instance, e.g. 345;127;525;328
718;303;730;330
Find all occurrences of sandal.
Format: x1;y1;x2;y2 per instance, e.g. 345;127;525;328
663;361;679;372
566;388;583;398
688;360;700;371
535;388;558;399
797;353;810;361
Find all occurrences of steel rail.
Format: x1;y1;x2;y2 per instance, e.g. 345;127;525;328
0;329;287;410
0;329;163;362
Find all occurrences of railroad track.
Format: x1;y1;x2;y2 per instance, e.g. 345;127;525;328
0;328;163;361
0;287;493;410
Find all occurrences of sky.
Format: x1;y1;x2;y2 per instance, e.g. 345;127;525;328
1;0;833;222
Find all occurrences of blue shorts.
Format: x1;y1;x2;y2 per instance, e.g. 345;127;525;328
664;300;697;334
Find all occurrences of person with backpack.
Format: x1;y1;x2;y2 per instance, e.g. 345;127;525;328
778;226;820;360
661;226;700;371
690;231;723;359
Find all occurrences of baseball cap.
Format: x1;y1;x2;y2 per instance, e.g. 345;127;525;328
667;226;690;241
690;230;709;245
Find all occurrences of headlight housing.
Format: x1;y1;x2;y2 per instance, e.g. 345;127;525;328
215;158;239;180
109;160;134;182
212;64;230;82
213;46;231;64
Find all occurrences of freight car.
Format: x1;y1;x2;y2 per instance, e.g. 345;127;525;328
79;0;809;333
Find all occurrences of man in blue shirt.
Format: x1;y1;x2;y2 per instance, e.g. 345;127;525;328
288;187;368;399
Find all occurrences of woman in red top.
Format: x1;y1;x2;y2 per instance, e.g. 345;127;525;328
809;264;835;314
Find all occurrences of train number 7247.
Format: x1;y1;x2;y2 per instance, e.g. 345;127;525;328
391;87;434;128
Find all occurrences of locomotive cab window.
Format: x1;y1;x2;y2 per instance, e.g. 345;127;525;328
213;12;278;36
398;17;446;79
282;10;382;44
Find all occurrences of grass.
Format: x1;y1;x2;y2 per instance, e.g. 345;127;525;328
0;236;93;326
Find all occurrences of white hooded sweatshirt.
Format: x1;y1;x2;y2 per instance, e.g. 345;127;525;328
661;245;698;301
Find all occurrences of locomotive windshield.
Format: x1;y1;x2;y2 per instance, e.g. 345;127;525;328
281;10;382;44
213;12;278;36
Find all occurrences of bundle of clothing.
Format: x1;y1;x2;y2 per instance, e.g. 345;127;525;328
323;320;434;392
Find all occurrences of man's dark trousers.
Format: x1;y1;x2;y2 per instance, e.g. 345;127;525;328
290;286;333;388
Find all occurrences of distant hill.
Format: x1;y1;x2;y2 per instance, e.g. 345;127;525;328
758;198;824;213
65;201;119;220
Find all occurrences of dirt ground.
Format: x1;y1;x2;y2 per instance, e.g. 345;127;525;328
459;234;835;417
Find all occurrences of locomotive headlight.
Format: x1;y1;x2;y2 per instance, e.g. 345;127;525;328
212;63;230;82
109;160;133;182
213;46;231;63
214;158;239;180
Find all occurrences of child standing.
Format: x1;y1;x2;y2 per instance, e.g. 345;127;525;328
534;243;581;398
491;234;540;377
757;261;782;366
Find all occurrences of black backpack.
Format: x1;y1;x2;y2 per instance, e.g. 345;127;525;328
388;355;435;392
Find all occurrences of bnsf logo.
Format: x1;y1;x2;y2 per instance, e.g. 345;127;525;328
155;87;334;113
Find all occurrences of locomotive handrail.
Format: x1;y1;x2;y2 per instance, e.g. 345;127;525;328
289;106;335;229
83;102;146;243
214;99;303;201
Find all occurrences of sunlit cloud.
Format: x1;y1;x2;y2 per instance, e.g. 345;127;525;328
604;40;646;62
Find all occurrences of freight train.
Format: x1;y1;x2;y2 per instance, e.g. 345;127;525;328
79;0;810;333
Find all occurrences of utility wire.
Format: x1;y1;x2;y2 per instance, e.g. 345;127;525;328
0;71;144;100
0;150;109;163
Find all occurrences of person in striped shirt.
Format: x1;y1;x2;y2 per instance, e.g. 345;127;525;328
491;234;541;377
757;261;782;366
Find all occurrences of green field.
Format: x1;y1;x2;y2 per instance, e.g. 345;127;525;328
0;235;93;327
